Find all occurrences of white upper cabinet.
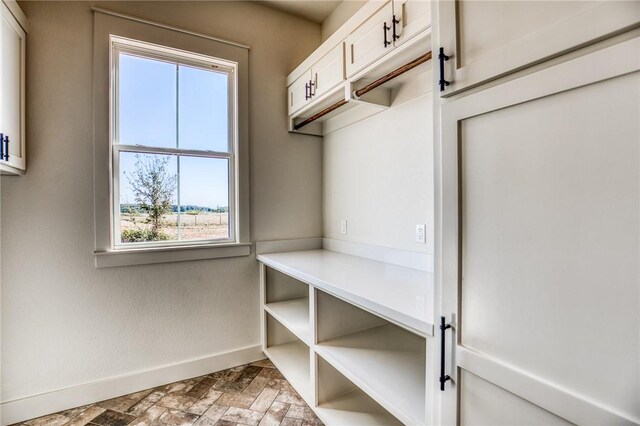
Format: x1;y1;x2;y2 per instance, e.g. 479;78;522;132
345;2;394;78
345;0;430;78
288;44;345;115
311;43;344;100
1;0;27;175
392;0;431;48
288;68;312;116
437;0;640;96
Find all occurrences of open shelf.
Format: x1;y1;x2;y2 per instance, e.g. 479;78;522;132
315;354;403;426
316;323;426;425
265;313;312;402
264;298;310;345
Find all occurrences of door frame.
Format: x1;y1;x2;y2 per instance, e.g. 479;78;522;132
438;36;640;425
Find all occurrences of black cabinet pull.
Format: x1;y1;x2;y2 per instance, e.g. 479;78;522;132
309;80;315;97
392;15;400;41
439;316;452;391
438;47;451;92
4;135;9;160
305;82;310;100
0;133;3;161
383;22;391;47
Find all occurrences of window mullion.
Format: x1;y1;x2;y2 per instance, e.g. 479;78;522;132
176;63;181;241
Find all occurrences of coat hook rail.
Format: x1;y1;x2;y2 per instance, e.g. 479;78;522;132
294;51;432;131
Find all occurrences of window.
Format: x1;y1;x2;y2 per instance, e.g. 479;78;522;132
111;36;238;249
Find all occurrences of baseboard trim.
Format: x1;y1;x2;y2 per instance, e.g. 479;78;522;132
1;344;264;425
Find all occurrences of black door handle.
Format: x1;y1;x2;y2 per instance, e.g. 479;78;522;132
438;47;451;92
309;80;315;97
440;315;452;391
392;15;400;41
305;82;310;100
0;133;3;161
383;22;391;47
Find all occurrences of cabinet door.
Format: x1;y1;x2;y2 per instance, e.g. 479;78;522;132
288;69;312;116
392;0;430;47
1;2;26;172
345;1;393;78
439;36;640;425
311;43;344;99
437;0;640;96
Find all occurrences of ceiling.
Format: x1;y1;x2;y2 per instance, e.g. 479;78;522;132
259;0;343;23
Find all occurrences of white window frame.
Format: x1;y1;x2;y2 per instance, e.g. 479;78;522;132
109;36;239;250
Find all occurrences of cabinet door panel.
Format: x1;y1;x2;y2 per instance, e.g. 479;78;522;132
288;69;312;116
393;0;430;47
311;43;344;99
440;37;640;425
438;0;640;95
346;1;393;78
1;3;25;171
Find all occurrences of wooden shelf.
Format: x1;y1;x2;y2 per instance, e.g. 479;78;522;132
264;340;311;402
316;324;426;425
315;389;403;426
264;298;311;345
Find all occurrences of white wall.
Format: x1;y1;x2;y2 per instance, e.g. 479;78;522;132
323;75;434;254
1;0;321;404
321;0;367;41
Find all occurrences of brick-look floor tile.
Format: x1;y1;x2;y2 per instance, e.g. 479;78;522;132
275;391;305;407
285;406;321;425
193;404;229;425
154;409;199;426
128;405;167;426
90;409;136;426
257;402;290;426
97;396;141;413
188;389;224;415
157;394;197;410
216;392;256;409
185;376;217;399
127;390;165;416
249;388;279;412
265;379;295;393
220;407;264;426
63;406;107;426
16;363;323;426
242;376;269;398
25;414;69;426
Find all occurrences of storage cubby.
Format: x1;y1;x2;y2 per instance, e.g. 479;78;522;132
264;267;311;344
315;355;403;425
315;291;426;425
264;313;312;401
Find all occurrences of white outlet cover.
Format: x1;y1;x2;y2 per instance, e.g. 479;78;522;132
340;220;348;235
416;224;426;243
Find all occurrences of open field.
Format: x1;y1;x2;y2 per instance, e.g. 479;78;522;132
121;212;229;241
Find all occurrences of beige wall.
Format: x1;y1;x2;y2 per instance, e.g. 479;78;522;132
1;1;321;402
321;0;367;41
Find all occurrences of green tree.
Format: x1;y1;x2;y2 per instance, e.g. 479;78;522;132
126;154;177;239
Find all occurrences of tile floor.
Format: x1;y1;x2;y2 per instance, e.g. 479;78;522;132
13;359;323;426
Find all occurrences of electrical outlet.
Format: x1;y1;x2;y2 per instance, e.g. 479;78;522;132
340;220;348;235
416;224;426;243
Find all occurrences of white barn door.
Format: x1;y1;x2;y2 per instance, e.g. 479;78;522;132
439;36;640;425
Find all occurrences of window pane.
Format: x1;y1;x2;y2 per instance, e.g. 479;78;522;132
178;156;230;241
119;152;178;244
178;65;229;152
119;54;176;148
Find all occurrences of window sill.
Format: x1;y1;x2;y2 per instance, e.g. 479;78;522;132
94;242;252;268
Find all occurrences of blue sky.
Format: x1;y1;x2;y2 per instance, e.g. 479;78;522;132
118;53;230;209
